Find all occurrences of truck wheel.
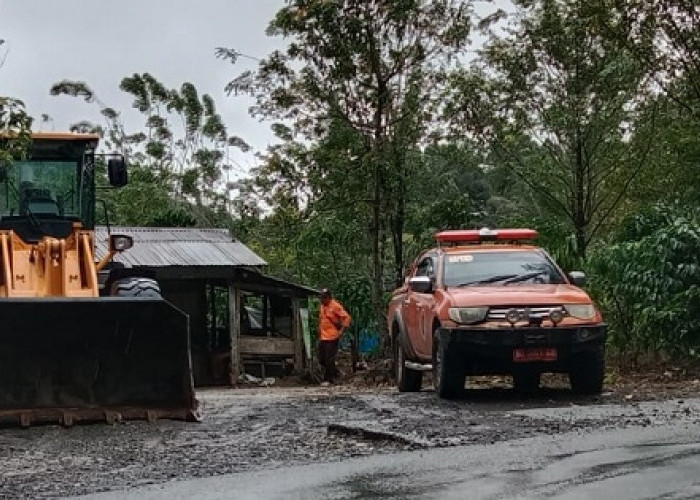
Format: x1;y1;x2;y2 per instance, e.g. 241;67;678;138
433;335;464;399
569;347;605;395
111;277;162;298
394;338;422;392
513;370;541;394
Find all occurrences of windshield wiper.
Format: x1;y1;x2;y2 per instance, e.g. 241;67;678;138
455;274;519;287
502;271;546;285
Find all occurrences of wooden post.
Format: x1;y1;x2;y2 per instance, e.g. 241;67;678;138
228;284;241;386
292;298;303;372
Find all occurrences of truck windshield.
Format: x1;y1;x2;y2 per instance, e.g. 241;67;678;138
0;160;81;218
444;250;567;287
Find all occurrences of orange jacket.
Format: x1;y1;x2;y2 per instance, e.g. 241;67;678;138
319;299;351;341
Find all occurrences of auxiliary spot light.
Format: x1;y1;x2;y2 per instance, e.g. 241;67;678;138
505;308;520;326
549;308;564;325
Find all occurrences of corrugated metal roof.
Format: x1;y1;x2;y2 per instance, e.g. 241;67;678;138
94;226;267;268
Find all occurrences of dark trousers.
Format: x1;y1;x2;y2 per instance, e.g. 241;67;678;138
318;339;340;382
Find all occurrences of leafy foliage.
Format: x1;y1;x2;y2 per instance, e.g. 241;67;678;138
589;203;700;358
0;96;32;164
448;0;657;258
221;0;474;347
51;75;248;228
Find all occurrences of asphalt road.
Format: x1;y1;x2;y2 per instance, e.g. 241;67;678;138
80;403;700;500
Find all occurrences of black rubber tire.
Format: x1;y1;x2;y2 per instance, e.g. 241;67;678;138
394;338;422;392
513;370;541;394
433;335;465;399
569;347;605;395
111;277;162;298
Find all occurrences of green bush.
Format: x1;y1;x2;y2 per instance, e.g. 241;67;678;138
588;203;700;359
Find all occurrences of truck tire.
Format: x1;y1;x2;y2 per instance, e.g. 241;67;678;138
569;346;605;395
513;369;541;394
433;335;464;399
394;338;422;392
111;277;162;298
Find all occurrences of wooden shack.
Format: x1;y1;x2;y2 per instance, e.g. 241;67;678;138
95;226;317;386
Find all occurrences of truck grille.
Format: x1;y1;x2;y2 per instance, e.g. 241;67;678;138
487;306;564;321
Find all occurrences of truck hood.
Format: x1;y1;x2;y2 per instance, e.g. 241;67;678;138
443;284;592;306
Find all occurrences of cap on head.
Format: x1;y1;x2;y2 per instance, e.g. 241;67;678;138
320;288;332;298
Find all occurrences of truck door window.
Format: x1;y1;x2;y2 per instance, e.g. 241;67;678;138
415;257;435;279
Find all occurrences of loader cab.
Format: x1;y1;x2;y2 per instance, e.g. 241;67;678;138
0;133;127;243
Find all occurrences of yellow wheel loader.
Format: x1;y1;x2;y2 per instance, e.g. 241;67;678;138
0;132;199;427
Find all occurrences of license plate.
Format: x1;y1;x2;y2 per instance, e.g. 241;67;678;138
513;348;557;362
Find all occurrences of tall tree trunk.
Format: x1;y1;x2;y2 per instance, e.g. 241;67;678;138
390;150;406;287
573;127;587;260
370;158;386;353
369;33;389;351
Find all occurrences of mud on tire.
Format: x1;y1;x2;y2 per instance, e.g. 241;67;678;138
111;277;162;298
569;346;605;395
433;334;465;399
394;337;422;392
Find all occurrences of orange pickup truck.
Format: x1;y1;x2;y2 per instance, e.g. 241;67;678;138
387;228;606;399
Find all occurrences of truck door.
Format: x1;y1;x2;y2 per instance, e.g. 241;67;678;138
406;256;436;360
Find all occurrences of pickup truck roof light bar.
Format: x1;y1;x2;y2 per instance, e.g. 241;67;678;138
435;228;538;246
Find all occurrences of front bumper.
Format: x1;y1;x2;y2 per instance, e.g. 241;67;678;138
436;324;606;373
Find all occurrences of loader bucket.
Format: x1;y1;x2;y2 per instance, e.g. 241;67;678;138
0;297;199;427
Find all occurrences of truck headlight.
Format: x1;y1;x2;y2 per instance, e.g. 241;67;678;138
448;307;488;324
564;304;596;320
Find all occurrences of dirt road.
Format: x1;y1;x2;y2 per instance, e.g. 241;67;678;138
2;380;699;499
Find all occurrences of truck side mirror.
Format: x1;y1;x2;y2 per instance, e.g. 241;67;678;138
568;271;587;287
108;157;128;187
409;276;433;294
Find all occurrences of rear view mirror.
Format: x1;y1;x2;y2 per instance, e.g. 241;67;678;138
107;157;128;187
109;234;133;252
409;276;433;293
568;271;587;287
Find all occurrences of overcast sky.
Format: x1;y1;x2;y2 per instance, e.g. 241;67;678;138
0;0;286;173
0;1;507;176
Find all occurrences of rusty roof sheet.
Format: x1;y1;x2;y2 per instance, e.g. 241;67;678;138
94;226;267;268
31;132;101;141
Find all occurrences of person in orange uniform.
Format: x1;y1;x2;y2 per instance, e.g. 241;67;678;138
318;288;351;386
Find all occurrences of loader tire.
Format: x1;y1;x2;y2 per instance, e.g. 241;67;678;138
111;277;162;298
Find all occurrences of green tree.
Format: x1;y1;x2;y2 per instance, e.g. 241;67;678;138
0;38;32;162
611;0;700;111
589;203;700;362
219;0;472;344
448;0;657;259
0;96;32;164
50;76;249;227
404;143;492;256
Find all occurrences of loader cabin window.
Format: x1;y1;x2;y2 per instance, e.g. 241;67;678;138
443;250;567;287
0;136;97;236
0;160;81;219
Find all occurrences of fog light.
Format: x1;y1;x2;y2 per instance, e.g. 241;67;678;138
549;308;564;325
505;308;520;325
578;329;592;341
